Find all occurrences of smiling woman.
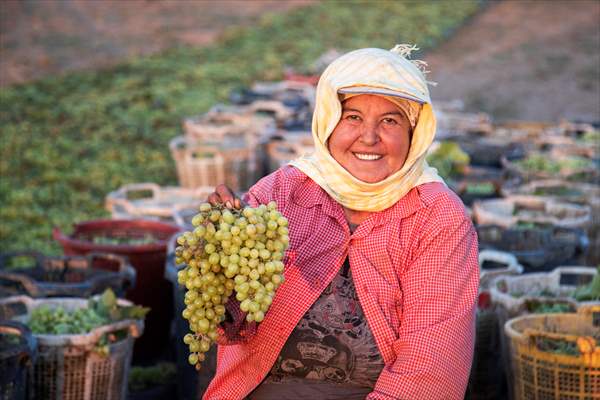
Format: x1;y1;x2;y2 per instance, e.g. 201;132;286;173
205;46;479;400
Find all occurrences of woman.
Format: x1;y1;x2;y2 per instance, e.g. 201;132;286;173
205;46;479;400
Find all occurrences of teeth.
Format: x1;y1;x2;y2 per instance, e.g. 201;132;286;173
354;153;382;161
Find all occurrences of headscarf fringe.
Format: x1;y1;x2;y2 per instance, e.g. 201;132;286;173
390;44;435;82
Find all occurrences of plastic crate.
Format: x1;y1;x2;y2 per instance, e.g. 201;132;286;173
0;251;135;298
0;295;144;400
164;234;216;400
476;224;589;271
52;219;180;362
504;306;600;400
473;196;592;230
491;267;599;400
0;320;36;400
105;183;213;222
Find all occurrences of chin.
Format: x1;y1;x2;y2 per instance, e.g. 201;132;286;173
351;172;386;183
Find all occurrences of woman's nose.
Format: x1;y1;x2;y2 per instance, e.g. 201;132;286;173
359;121;379;145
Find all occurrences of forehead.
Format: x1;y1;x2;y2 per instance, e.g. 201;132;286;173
341;94;399;112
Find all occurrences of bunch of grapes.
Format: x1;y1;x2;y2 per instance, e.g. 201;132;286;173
175;201;289;370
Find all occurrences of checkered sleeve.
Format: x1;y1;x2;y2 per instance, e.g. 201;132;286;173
368;214;479;400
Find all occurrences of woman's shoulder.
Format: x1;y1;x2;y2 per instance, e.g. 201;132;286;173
414;182;470;223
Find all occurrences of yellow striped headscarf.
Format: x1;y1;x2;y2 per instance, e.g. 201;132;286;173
290;46;444;212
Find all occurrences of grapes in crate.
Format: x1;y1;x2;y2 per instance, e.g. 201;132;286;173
175;201;289;370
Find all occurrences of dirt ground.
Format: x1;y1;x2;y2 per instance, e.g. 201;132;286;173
0;0;313;86
1;0;599;123
425;0;600;123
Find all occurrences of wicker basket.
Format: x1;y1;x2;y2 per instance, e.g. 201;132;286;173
52;219;180;362
499;179;600;266
0;296;144;400
490;266;598;320
105;183;213;222
447;165;503;206
473;196;592;230
170;136;254;192
504;306;600;399
479;249;524;289
0;251;135;298
477;224;589;271
491;267;599;399
500;179;600;210
501;152;599;184
0;320;36;400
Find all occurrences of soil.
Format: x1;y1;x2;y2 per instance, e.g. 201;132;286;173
1;0;598;123
0;0;313;86
425;0;600;123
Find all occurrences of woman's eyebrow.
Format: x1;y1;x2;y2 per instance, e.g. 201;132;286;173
341;107;402;116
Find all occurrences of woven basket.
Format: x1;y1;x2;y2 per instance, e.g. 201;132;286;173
473;196;592;230
477;224;589;271
504;306;600;400
0;251;135;298
492;267;599;399
501;152;599;184
500;179;600;209
0;320;36;400
105;183;213;222
170;136;253;192
0;296;144;400
490;266;598;320
479;249;524;289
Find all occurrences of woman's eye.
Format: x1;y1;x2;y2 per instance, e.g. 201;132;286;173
382;117;398;125
345;114;361;121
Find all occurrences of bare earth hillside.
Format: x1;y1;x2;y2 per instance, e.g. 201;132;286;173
426;0;600;123
0;0;312;86
1;0;598;123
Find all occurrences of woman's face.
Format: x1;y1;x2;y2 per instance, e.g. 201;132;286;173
327;94;412;183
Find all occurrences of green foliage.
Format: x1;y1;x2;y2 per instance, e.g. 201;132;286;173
0;1;481;254
515;153;593;174
27;288;149;335
572;267;600;301
128;362;176;392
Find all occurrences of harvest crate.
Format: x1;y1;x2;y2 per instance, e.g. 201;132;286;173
504;306;600;399
105;183;213;223
0;320;36;400
0;251;135;298
169;136;254;192
53;219;180;362
0;296;144;400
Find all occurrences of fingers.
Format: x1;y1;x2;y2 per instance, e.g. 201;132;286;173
207;184;236;208
207;184;245;209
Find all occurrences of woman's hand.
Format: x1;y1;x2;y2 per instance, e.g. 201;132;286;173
207;184;245;209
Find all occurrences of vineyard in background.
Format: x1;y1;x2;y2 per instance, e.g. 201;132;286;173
0;1;481;254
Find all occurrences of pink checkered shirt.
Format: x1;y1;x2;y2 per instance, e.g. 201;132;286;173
204;166;479;400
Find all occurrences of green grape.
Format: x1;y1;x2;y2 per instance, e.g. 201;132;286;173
175;202;290;370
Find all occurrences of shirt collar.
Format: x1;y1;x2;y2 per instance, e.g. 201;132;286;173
293;178;444;233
